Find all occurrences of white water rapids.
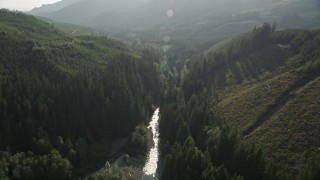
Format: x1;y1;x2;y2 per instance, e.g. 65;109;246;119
142;108;160;179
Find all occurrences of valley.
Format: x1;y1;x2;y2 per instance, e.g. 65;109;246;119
0;0;320;179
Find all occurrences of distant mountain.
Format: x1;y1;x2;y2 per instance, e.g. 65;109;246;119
29;0;82;14
28;0;320;39
29;0;149;19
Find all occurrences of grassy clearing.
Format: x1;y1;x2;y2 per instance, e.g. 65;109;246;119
213;71;299;131
212;68;320;175
245;77;320;175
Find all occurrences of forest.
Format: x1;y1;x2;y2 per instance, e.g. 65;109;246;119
1;2;320;179
0;9;161;179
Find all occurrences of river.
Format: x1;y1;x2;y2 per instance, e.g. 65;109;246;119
142;108;160;180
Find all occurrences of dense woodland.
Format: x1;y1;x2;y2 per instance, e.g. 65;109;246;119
0;10;161;179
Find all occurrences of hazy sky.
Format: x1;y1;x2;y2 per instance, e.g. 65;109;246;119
0;0;60;11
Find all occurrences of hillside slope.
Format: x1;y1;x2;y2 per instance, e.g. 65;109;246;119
0;10;161;179
159;24;320;179
207;27;320;176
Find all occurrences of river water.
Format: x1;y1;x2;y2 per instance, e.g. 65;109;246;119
142;108;160;180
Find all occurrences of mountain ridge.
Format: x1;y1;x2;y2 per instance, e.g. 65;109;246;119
28;0;320;39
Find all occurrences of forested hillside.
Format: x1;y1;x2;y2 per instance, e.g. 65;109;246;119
159;23;320;179
0;10;161;179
